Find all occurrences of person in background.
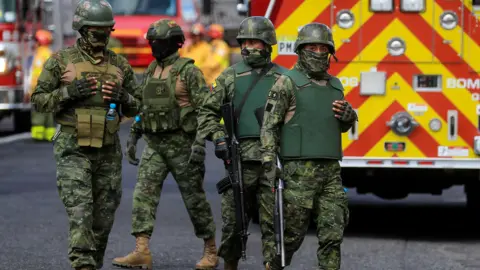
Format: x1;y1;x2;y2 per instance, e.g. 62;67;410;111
202;23;230;85
28;29;55;141
181;23;211;74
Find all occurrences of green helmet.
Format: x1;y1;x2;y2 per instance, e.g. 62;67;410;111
236;16;277;46
294;23;335;54
146;19;185;40
72;0;115;31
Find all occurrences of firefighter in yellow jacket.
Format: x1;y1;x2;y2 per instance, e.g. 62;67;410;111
29;29;55;141
203;24;230;85
181;23;211;73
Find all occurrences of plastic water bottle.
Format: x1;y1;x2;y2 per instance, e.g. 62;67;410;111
135;115;141;123
106;103;117;121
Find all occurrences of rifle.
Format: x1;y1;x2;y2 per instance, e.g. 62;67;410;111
216;102;249;260
254;107;286;267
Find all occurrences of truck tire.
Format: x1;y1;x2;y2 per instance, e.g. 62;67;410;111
13;110;31;133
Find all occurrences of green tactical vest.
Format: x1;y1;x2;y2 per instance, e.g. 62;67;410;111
55;48;122;148
280;68;344;160
139;57;195;133
232;61;288;138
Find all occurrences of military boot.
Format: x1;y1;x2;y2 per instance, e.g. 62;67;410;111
112;234;153;269
75;267;94;270
195;237;219;269
224;260;239;270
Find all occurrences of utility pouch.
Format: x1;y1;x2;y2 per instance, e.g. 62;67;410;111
75;108;106;148
180;106;197;134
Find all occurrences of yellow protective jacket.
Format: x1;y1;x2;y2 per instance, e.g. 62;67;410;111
180;40;211;75
29;46;52;96
202;39;230;85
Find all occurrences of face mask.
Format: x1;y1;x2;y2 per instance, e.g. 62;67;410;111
150;40;177;61
299;49;330;75
84;28;110;49
241;47;269;67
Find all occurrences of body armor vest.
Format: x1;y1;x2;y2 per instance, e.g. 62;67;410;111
139;58;194;133
280;68;344;160
232;61;287;138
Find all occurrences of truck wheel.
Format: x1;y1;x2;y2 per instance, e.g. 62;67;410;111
13;110;31;133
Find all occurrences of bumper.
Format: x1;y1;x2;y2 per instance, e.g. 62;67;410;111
0;86;31;111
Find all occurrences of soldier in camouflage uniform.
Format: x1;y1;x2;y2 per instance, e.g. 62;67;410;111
259;23;358;270
196;16;288;270
111;19;218;270
30;1;140;270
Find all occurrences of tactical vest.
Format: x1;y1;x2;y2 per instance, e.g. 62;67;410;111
139;58;196;133
232;61;288;138
280;68;344;160
56;48;121;148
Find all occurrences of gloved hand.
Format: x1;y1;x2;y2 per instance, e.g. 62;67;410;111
66;77;97;100
333;100;357;123
214;137;229;160
262;161;283;183
188;136;206;164
125;132;141;166
102;80;132;105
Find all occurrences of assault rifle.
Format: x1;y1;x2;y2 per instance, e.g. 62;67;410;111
216;102;249;260
254;107;286;267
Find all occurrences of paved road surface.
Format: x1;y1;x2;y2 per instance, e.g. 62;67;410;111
0;123;479;270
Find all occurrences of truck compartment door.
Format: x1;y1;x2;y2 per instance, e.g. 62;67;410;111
467;0;480;72
331;0;363;63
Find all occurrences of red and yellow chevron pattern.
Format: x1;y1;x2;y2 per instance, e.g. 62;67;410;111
252;0;480;165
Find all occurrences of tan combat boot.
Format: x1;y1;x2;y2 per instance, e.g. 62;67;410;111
265;262;271;270
195;237;219;269
224;260;239;270
112;234;153;269
75;267;94;270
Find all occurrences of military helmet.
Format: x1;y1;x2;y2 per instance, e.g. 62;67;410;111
146;19;185;41
72;0;115;31
294;23;335;54
236;16;277;46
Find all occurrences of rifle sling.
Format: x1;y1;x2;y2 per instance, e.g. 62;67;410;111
234;63;274;121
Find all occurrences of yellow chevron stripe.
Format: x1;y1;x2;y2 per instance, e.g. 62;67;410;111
270;0;329;61
366;130;425;157
387;73;472;150
420;0;480;71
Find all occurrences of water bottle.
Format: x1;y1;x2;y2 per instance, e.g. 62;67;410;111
106;103;117;121
135;115;141;123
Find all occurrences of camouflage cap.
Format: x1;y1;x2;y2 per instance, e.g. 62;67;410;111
72;0;115;31
294;23;335;54
146;19;185;40
236;16;277;46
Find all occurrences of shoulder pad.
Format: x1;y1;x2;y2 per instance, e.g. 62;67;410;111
285;68;310;87
328;76;344;91
232;60;252;74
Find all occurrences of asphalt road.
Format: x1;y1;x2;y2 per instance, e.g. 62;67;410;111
1;123;479;270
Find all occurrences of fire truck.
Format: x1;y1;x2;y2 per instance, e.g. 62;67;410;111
242;0;480;208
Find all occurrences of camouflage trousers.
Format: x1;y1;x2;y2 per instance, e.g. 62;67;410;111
267;159;349;270
54;131;123;269
218;162;276;263
131;131;216;239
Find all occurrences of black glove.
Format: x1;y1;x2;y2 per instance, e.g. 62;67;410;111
188;136;206;164
262;161;283;183
66;78;96;100
214;137;229;160
125;132;141;166
335;101;357;123
103;81;132;105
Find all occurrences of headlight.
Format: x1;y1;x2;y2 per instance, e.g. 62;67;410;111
336;10;355;29
440;11;458;30
401;0;425;12
370;0;393;12
0;57;6;73
387;38;406;56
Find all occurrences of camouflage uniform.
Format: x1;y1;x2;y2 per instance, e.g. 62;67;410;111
259;23;358;270
30;1;140;270
112;19;217;270
196;16;287;269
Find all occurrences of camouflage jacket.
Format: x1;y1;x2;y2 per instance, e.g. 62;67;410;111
197;61;282;162
131;52;210;134
260;63;355;164
31;39;140;117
